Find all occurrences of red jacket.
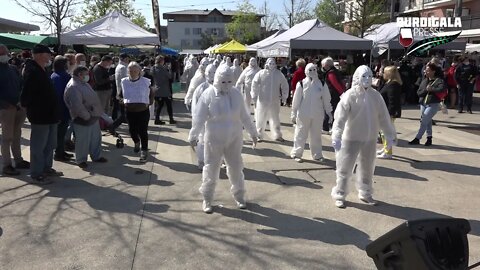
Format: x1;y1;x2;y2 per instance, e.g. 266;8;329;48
446;65;457;88
291;67;306;95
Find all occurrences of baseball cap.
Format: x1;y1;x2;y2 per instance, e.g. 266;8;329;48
32;44;52;54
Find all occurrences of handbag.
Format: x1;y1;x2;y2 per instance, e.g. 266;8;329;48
431;78;448;100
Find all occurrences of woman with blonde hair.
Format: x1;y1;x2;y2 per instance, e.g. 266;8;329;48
377;66;402;159
121;62;154;162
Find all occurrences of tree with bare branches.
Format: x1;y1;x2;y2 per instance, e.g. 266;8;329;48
346;0;389;38
258;0;279;33
14;0;78;49
282;0;315;28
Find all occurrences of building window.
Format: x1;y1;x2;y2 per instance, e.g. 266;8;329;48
181;39;190;47
185;28;190;35
193;28;202;35
446;8;454;17
193;39;202;47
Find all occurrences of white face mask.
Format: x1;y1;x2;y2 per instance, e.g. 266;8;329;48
218;76;234;93
80;61;86;67
83;75;90;83
305;64;318;79
0;55;9;63
360;74;372;89
45;60;52;68
266;59;276;70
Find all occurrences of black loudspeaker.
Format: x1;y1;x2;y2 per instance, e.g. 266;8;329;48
366;218;471;270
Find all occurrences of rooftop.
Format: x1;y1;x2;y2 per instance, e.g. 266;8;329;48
163;8;263;17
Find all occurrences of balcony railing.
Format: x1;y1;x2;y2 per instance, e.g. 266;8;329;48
461;14;480;30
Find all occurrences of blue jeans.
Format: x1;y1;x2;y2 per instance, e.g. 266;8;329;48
416;103;439;139
73;121;102;163
30;123;58;178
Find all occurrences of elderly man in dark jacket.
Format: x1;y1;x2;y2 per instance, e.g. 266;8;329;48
0;44;30;176
152;55;175;125
20;44;62;184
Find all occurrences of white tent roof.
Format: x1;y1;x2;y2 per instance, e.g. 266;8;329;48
0;17;39;32
466;43;480;53
257;19;372;57
364;22;399;46
247;30;286;51
204;44;221;54
61;11;159;45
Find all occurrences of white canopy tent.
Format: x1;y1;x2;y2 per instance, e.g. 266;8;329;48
246;30;285;52
256;19;372;58
0;17;39;32
204;44;221;54
61;11;159;45
466;43;480;53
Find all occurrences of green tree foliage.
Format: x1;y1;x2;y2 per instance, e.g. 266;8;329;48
226;0;261;44
347;0;389;37
199;32;214;50
74;0;148;29
315;0;344;31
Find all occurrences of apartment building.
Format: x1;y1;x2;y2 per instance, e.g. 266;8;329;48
163;8;263;50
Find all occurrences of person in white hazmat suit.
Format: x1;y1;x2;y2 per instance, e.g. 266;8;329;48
181;55;198;90
190;63;217;169
231;59;242;83
290;63;333;163
251;58;289;142
235;58;260;113
331;65;396;209
184;57;209;109
188;65;258;214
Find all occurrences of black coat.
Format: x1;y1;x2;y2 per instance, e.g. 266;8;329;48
417;77;445;105
380;81;402;118
20;59;59;125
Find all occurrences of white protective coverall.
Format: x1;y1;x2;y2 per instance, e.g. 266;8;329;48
331;65;396;205
291;63;333;160
251;58;289;141
235;58;260;112
182;55;199;90
185;57;209;107
188;65;258;212
190;64;217;168
231;59;243;83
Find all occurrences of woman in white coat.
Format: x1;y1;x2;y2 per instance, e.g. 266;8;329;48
290;63;333;162
235;58;260;113
331;65;396;209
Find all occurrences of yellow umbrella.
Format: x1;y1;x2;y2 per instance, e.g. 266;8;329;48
213;40;246;54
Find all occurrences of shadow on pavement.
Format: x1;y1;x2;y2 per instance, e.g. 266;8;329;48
349;201;480;237
216;203;371;249
410;160;480;176
44;177;169;214
244;168;322;189
374;166;428;181
242;146;289;159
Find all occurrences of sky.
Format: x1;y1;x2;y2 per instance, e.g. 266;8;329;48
0;0;312;34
